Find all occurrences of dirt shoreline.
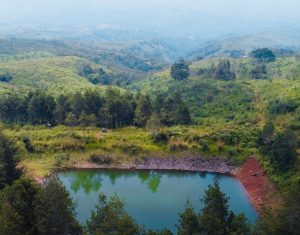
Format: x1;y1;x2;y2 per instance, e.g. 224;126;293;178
69;157;235;174
234;157;280;213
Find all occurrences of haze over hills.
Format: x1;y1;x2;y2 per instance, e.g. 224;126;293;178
1;0;300;41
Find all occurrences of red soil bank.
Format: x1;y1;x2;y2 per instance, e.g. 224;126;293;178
235;157;275;212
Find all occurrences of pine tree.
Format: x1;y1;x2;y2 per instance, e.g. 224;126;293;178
0;178;39;235
171;59;190;81
0;132;21;189
86;193;141;235
176;200;199;235
134;95;152;127
198;180;229;235
65;112;77;127
214;60;236;81
34;177;82;235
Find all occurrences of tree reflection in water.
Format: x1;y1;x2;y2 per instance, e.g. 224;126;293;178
66;170;164;193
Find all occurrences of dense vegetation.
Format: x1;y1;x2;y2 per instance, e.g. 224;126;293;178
0;37;299;234
0;135;298;234
0;88;191;128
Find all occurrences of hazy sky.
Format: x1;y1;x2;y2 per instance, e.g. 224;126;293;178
0;0;299;38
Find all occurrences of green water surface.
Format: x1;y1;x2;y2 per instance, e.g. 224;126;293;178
58;169;257;232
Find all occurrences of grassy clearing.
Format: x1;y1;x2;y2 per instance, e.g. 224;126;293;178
2;124;256;178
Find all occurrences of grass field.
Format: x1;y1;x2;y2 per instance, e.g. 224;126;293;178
2;124;258;178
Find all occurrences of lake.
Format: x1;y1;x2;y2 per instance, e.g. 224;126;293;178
58;169;258;232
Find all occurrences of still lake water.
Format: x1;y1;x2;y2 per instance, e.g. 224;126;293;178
58;169;258;232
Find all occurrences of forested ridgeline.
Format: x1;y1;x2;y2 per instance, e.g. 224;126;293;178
0;87;191;128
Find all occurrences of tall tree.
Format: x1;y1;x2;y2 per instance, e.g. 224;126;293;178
0;94;27;124
0;178;39;235
171;59;190;81
198;180;230;234
176;200;199;235
250;48;276;63
134;95;152;127
34;177;83;235
27;91;55;125
0;133;21;189
250;64;268;80
53;95;70;124
159;92;191;126
269;129;297;171
86;193;141;235
214;60;236;81
65;112;78;127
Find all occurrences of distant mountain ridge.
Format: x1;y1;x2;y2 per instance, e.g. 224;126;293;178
188;28;300;59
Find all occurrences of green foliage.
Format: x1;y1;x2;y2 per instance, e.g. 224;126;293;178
0;72;13;83
257;122;275;155
144;229;173;235
22;136;34;152
34;177;83;235
150;130;169;144
171;60;190;81
89;154;113;165
250;48;276;63
176;200;199;235
198;180;230;234
214;60;236;81
146;113;162;132
268;129;297;171
159;92;191;126
268;99;298;115
86;193;141;235
99;87;135;128
134;95;152;127
250;64;268;80
176;180;251;235
257;182;300;235
0;178;39;235
0;132;21;189
27;91;56;125
258;124;297;171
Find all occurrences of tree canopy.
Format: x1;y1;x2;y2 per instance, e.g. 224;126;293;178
171;60;190;81
250;48;276;63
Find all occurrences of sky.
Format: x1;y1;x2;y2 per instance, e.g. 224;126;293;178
0;0;299;39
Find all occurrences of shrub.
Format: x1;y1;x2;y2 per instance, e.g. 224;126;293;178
89;154;113;165
54;154;70;167
22;136;34;152
150;131;169;144
118;144;141;155
168;142;189;151
268;99;298;115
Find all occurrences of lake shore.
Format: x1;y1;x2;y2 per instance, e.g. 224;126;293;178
34;156;276;213
70;157;236;175
234;157;282;213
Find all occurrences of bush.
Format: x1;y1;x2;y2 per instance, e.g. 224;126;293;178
89;154;113;165
54;154;70;167
118;144;141;155
268;99;298;115
150;131;169;143
22;136;34;152
168;142;189;151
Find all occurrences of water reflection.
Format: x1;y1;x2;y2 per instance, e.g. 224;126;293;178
64;170;164;194
58;169;258;232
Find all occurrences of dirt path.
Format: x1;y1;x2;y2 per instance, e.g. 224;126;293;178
235;157;281;212
252;84;266;126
